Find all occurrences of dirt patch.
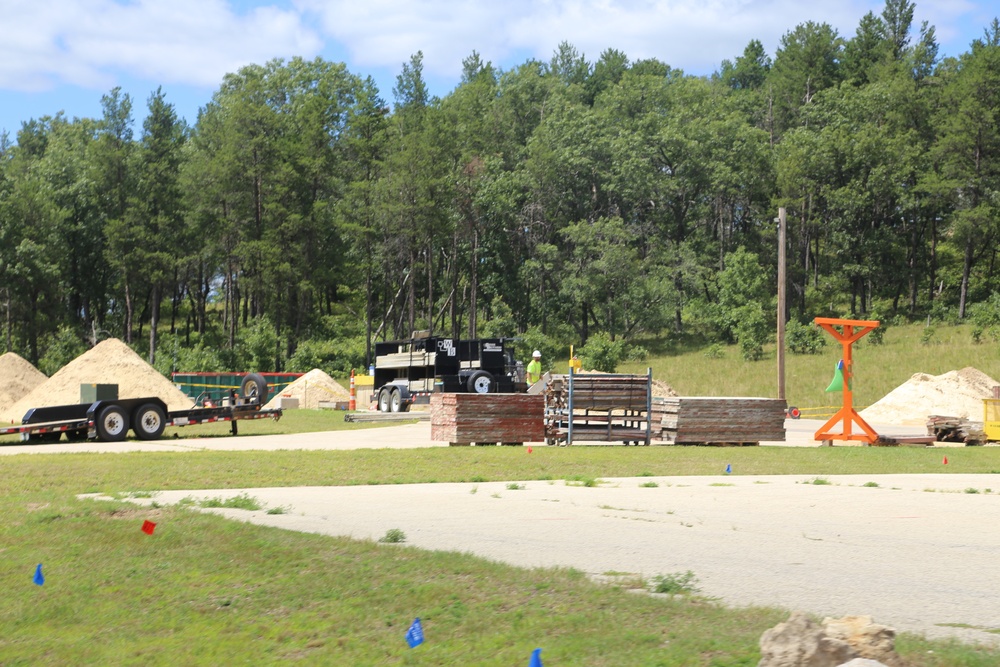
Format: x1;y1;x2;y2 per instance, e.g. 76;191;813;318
0;338;193;422
0;352;47;416
860;367;1000;426
264;368;350;410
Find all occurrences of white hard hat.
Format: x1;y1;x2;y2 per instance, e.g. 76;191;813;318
532;350;541;358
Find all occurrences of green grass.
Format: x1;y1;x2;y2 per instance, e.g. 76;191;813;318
622;322;1000;412
3;446;1000;665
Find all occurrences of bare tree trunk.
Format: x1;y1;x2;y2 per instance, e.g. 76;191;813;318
124;281;134;344
959;238;973;319
149;283;159;364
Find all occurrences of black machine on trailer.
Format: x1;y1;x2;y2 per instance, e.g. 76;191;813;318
372;336;527;412
0;374;280;444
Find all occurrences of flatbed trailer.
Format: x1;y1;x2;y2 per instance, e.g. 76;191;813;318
0;373;281;444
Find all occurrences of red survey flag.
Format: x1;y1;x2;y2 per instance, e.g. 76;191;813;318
141;520;156;535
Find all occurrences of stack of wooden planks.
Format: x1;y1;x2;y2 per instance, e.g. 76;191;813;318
430;393;544;446
544;372;652;445
658;397;786;445
925;415;986;445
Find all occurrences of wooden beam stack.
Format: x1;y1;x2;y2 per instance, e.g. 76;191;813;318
658;397;786;445
430;393;544;446
544;372;652;445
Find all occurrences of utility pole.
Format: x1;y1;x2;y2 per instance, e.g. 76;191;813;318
777;208;787;400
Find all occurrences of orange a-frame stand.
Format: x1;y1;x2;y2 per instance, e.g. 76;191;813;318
813;317;880;445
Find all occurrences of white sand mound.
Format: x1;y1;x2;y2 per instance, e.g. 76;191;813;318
0;352;48;414
264;368;350;410
0;338;193;422
860;367;1000;426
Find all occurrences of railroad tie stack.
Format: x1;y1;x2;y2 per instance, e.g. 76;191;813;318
544;372;652;445
430;393;544;446
659;397;786;445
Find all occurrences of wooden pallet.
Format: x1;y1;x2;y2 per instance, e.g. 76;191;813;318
430;393;544;445
656;397;786;445
544;371;653;445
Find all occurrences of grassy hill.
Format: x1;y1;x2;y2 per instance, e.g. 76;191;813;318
621;323;1000;413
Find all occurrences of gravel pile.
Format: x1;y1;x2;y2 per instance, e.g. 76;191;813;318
0;339;193;422
264;368;350;410
0;352;47;421
859;367;1000;425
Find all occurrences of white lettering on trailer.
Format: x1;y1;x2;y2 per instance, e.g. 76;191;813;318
438;340;456;356
483;343;501;352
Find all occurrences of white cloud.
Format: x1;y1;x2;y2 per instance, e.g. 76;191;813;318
0;0;322;91
0;0;989;96
297;0;875;78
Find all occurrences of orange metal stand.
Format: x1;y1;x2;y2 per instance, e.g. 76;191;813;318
813;317;880;445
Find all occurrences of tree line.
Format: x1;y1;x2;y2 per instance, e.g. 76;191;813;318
1;0;999;376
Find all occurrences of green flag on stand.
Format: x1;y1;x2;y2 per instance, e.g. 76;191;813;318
825;360;845;392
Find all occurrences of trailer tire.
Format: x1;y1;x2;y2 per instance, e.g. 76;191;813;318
467;370;494;394
133;403;166;441
96;405;130;442
240;373;269;405
389;388;403;412
377;388;391;413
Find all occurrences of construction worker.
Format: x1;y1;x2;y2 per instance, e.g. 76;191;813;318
526;350;543;385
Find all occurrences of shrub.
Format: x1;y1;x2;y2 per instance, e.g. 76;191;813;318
579;332;628;372
39;325;87;376
649;571;699;595
379;528;407;543
703;343;725;359
735;304;769;362
785;320;825;355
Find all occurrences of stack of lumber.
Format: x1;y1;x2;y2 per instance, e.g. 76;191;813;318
377;351;436;369
659;397;786;445
544;372;652;445
545;374;650;411
430;393;544;446
925;415;985;444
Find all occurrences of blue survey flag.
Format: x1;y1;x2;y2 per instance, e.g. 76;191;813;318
405;617;424;648
33;563;44;586
529;647;543;667
725;464;732;474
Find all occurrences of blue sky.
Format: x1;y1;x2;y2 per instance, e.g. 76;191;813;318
1;0;996;138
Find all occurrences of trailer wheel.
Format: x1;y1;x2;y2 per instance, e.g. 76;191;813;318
96;405;130;442
133;403;166;441
389;388;403;412
467;370;494;394
240;373;269;405
378;388;391;413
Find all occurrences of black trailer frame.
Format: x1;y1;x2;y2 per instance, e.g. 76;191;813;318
0;373;281;444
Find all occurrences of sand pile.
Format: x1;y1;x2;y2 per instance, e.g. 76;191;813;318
0;352;48;414
0;338;193;422
651;379;678;398
264;368;350;410
860;367;1000;426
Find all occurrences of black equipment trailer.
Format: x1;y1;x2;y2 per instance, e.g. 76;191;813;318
372;336;526;412
0;373;280;444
